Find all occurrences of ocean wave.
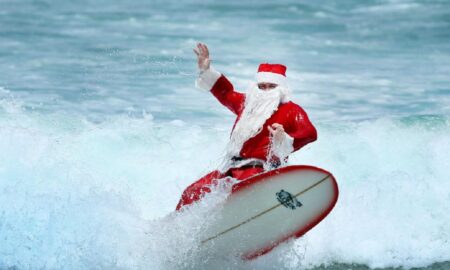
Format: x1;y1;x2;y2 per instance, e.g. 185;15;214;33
0;106;449;269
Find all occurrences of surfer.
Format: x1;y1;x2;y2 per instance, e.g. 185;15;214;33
176;43;317;210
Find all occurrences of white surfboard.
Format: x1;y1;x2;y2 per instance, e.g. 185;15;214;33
201;165;338;259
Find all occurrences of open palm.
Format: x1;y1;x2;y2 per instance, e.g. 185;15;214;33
193;43;211;71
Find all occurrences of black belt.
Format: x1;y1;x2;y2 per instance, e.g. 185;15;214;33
231;156;245;162
230;156;264;168
231;156;280;169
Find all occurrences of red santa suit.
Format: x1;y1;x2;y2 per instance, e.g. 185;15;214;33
176;63;317;210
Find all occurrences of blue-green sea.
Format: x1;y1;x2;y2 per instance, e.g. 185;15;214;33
0;0;449;269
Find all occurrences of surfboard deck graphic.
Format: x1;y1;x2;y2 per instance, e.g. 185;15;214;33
201;165;339;260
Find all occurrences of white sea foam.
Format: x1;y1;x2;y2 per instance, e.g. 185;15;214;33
0;102;448;269
1;0;450;268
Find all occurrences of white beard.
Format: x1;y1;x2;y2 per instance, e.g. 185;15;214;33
223;83;291;162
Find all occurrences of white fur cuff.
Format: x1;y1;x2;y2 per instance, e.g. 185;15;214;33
195;66;221;91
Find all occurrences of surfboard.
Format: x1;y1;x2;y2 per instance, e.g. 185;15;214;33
201;165;338;260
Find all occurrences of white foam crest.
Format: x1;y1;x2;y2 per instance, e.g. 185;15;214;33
286;117;450;269
0;111;228;269
0;111;449;269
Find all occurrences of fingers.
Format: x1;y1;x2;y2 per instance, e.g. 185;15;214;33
193;48;199;56
270;123;284;132
200;43;208;57
272;123;282;129
196;42;209;57
203;43;209;56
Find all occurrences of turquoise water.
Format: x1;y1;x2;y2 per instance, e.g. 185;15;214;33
0;0;449;269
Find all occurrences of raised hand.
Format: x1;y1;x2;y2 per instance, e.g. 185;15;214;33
193;42;211;71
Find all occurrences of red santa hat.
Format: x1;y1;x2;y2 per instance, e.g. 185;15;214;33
255;63;287;87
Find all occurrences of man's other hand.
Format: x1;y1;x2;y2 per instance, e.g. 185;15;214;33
268;123;286;143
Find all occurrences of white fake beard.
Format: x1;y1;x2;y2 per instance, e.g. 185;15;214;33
224;84;290;159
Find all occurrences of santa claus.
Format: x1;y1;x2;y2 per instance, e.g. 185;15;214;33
176;43;317;210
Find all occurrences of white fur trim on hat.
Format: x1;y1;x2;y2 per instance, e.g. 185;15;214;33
256;72;287;87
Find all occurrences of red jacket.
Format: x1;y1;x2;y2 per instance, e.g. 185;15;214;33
210;75;317;162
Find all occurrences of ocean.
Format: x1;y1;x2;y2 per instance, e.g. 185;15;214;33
0;0;449;269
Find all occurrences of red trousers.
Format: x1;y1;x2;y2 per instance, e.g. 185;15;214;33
176;166;264;211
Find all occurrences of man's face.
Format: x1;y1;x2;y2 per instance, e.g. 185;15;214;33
258;83;278;91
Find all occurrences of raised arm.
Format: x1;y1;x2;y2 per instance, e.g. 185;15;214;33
194;43;245;115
